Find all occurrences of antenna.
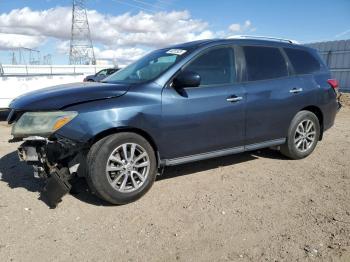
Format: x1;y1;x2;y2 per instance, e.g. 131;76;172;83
69;0;96;65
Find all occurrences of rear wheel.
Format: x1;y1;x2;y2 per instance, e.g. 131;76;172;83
87;133;157;204
280;111;320;159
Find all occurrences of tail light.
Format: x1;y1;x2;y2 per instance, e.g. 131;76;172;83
327;79;339;89
328;79;341;101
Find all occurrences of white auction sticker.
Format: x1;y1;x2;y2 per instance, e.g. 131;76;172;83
166;49;187;55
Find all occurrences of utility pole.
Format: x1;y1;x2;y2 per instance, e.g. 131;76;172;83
69;0;96;65
11;52;17;65
22;48;40;65
43;54;52;65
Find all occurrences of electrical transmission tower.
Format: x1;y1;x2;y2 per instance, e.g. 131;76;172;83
69;0;96;65
11;48;41;65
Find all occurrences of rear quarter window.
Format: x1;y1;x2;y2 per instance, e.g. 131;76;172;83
284;48;321;75
243;46;288;81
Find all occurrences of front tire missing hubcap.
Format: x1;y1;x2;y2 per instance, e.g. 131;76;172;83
106;143;150;193
87;133;157;205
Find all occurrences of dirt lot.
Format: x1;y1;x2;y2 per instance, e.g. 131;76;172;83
0;95;349;262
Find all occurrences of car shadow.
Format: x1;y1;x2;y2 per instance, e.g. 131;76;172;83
0;151;109;207
158;152;257;181
0;148;287;208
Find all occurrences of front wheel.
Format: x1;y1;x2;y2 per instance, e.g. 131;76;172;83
280;111;320;159
86;133;157;205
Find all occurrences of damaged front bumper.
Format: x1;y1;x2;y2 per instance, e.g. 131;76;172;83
15;135;86;208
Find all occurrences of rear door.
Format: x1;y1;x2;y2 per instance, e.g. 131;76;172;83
284;47;324;100
160;46;246;160
284;47;334;127
242;45;306;145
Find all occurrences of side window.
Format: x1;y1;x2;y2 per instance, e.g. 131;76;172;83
243;46;288;81
97;69;107;76
185;47;235;86
284;48;320;75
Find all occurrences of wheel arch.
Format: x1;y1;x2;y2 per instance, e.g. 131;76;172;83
89;127;161;167
300;105;324;140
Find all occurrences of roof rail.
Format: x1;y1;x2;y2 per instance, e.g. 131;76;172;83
227;35;299;44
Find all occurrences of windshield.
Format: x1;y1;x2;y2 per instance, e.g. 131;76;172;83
104;48;189;84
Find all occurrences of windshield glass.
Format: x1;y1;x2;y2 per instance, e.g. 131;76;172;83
104;48;189;84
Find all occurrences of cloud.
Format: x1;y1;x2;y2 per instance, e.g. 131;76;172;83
0;6;254;64
0;7;72;39
228;23;241;32
0;33;44;49
228;20;255;33
56;40;70;54
94;47;147;66
56;38;153;66
335;29;350;38
0;7;211;49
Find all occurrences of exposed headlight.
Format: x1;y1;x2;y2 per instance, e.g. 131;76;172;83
12;111;78;137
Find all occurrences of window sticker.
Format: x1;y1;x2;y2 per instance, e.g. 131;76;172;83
166;49;187;55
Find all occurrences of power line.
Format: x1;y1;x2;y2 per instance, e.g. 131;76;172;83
131;0;163;10
154;0;174;6
112;0;157;13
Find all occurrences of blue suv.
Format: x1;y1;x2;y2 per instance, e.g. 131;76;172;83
7;37;341;206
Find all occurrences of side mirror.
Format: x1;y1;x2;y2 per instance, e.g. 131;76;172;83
173;71;201;88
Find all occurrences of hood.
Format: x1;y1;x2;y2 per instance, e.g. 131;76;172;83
84;74;95;80
9;82;130;110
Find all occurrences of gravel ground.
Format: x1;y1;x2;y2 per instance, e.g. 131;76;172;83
0;95;349;262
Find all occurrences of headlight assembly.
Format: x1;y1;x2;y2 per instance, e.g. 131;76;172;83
11;111;78;137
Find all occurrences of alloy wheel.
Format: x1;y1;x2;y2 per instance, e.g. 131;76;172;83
294;119;316;152
106;143;150;193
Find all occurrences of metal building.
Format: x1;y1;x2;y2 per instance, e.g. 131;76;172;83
306;39;350;92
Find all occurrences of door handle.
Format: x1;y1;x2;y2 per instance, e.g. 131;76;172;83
289;87;303;94
226;96;243;102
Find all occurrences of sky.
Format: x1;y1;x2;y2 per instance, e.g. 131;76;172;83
0;0;349;65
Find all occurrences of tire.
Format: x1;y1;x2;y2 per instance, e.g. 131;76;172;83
86;132;157;205
280;110;320;160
